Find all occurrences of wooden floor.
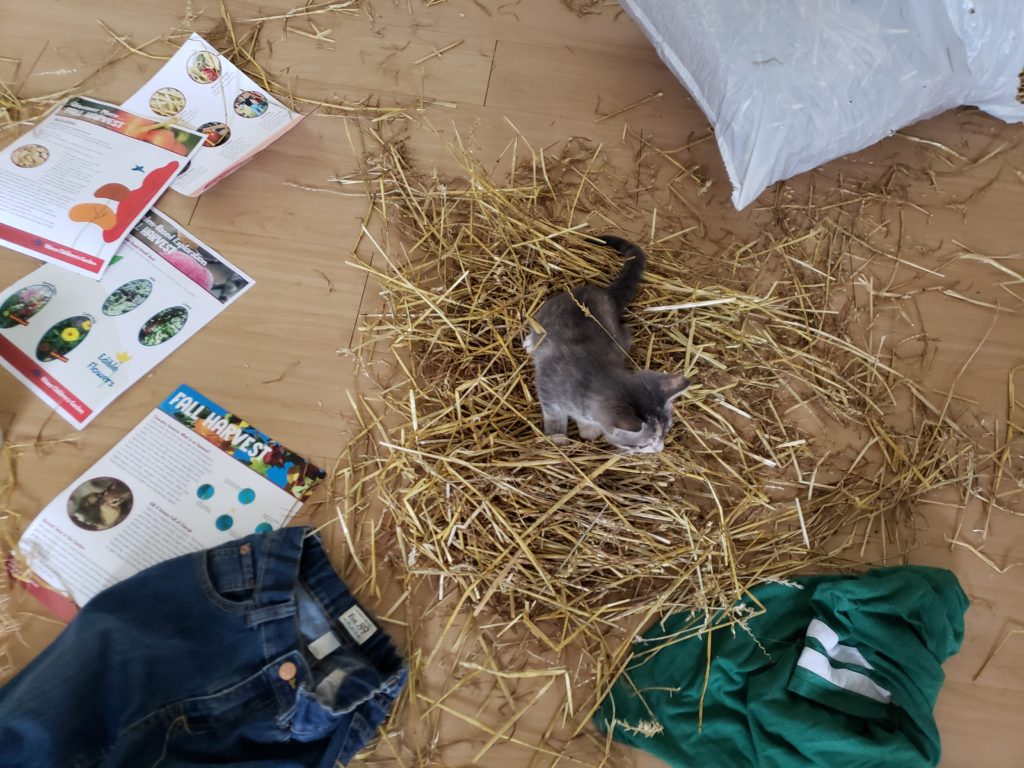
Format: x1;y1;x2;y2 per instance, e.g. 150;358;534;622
1;2;1023;766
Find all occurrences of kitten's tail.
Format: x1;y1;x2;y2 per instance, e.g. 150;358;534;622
598;234;647;309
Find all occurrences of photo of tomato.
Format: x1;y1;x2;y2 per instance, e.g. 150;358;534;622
197;121;230;148
0;283;56;328
186;50;221;84
36;315;93;362
139;306;188;346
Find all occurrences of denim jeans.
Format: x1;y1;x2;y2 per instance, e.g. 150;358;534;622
0;526;407;767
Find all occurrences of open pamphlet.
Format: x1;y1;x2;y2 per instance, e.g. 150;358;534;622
17;384;326;608
0;97;204;278
0;209;252;428
122;33;306;197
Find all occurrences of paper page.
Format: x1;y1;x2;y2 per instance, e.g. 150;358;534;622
121;33;304;197
0;209;253;428
18;385;326;606
0;97;204;277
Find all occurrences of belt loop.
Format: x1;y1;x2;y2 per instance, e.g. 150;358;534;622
251;527;306;611
246;601;298;627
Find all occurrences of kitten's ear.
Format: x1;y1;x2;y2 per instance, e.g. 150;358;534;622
658;373;691;402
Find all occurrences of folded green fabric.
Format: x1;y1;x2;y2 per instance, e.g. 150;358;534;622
594;567;968;768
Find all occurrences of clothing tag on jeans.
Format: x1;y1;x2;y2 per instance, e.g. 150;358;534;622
308;630;342;661
339;605;376;645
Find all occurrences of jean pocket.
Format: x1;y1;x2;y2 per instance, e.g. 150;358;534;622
197;542;256;612
173;668;293;743
112;670;290;766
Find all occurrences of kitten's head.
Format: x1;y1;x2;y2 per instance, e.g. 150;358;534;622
604;372;691;453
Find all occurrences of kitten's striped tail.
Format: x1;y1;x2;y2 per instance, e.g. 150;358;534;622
597;234;647;310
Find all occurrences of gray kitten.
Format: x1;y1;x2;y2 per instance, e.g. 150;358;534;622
524;235;690;453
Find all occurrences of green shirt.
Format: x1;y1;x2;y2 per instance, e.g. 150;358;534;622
595;567;967;767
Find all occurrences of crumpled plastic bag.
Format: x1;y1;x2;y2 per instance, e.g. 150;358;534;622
943;0;1024;123
621;0;1024;210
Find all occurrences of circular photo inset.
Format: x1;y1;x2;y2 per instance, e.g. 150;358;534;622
196;483;215;500
255;522;273;534
149;87;187;117
215;514;234;531
11;144;50;169
238;488;255;505
0;282;56;328
68;477;133;531
186;50;221;84
197;121;231;148
36;315;92;362
233;90;269;119
102;278;153;317
139;306;188;346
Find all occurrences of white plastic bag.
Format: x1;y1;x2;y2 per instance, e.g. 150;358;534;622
621;0;1024;210
943;0;1024;123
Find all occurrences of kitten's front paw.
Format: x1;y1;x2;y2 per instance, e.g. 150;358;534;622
547;433;571;446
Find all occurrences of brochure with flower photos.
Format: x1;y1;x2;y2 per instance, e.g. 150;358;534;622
17;384;326;610
0;208;252;428
121;33;307;197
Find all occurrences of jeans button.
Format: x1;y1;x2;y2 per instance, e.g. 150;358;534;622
278;661;297;681
239;544;251;555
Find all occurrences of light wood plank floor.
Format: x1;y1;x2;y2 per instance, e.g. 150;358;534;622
1;2;1022;766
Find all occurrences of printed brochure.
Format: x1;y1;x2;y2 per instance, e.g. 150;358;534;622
0;97;204;277
122;33;306;197
18;384;326;607
0;209;252;428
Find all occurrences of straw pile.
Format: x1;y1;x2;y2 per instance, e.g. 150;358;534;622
331;123;1022;763
3;2;1020;759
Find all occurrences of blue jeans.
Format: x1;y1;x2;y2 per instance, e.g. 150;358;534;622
0;526;407;767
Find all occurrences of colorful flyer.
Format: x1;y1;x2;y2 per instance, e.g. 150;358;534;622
0;97;205;277
0;209;252;428
121;33;306;197
18;384;326;607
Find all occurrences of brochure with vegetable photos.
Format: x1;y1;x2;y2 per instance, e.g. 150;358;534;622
121;33;307;197
0;97;204;277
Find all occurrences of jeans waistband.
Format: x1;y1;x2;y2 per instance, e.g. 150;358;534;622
205;526;405;694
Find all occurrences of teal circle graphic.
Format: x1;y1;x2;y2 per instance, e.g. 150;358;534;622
238;488;256;505
197;484;215;500
215;514;233;531
254;522;273;534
